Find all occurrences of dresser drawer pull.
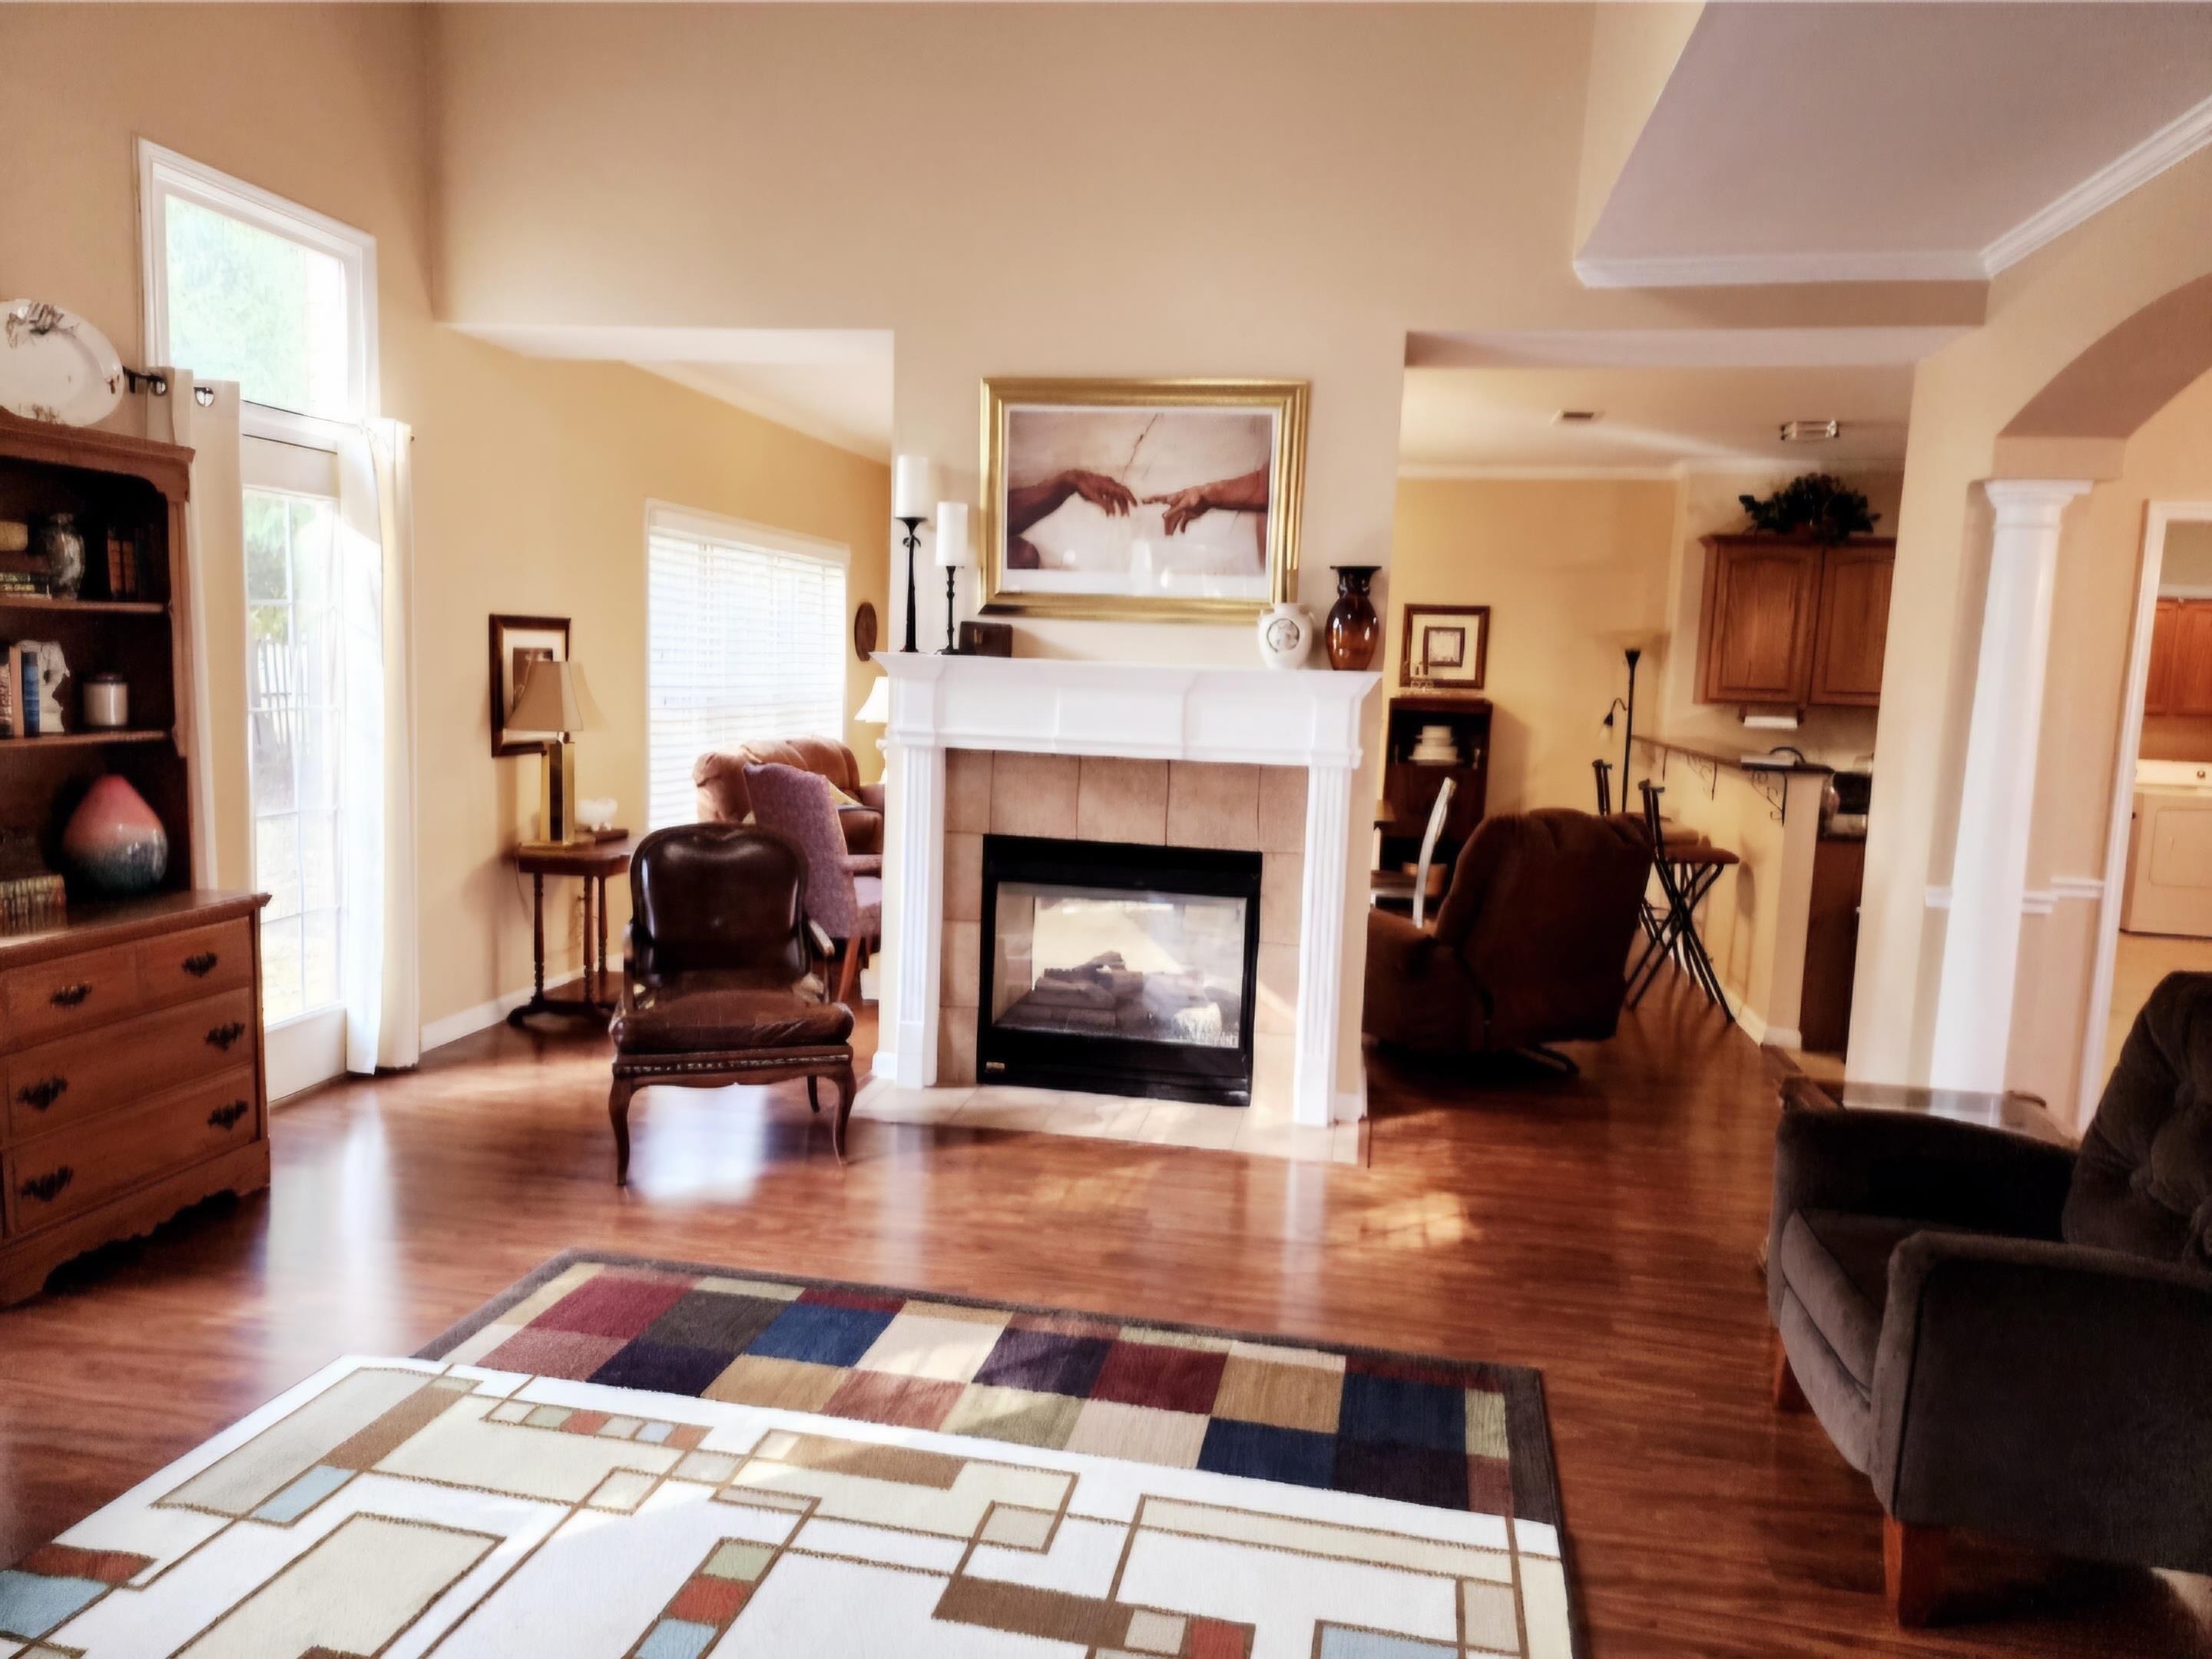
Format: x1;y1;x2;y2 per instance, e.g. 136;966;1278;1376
16;1075;68;1111
183;952;220;978
49;982;93;1008
19;1167;74;1205
207;1101;250;1131
205;1021;248;1051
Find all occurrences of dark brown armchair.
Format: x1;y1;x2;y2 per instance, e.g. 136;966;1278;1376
1768;972;2212;1624
607;823;858;1181
1362;808;1652;1063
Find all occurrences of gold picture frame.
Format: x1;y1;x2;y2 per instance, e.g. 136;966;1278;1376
980;376;1307;622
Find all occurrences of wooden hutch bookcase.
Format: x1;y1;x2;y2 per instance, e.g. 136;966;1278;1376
0;411;269;1306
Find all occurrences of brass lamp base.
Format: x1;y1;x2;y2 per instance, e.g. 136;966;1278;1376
539;737;583;845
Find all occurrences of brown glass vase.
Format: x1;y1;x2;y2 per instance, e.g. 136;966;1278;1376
1325;565;1381;671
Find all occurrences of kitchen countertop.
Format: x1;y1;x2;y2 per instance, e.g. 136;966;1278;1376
1632;733;1835;775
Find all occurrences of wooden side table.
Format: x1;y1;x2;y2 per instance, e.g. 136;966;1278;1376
508;836;637;1027
1778;1075;2071;1147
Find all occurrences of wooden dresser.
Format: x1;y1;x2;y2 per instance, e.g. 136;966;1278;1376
0;893;270;1303
0;412;273;1306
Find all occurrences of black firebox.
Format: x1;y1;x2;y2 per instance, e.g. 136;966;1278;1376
975;834;1263;1107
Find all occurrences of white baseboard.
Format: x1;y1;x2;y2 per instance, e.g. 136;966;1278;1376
421;985;535;1054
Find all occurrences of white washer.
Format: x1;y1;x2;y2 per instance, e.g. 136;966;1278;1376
2123;760;2212;936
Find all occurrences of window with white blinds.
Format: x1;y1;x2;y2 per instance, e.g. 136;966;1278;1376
647;505;849;830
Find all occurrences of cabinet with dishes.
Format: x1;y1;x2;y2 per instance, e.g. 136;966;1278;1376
0;410;269;1306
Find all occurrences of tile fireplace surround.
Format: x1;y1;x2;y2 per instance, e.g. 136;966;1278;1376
875;654;1380;1134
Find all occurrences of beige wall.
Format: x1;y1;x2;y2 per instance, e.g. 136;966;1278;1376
1849;146;2212;1092
2006;369;2212;1121
0;5;890;1038
423;3;1987;1094
1389;477;1675;816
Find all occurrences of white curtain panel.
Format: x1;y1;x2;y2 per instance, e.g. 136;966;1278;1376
333;420;421;1072
148;372;242;889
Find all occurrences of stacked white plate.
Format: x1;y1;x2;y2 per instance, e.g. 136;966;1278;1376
1;300;124;426
1409;724;1460;765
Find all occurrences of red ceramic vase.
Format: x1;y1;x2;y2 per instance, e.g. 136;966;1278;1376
62;774;170;895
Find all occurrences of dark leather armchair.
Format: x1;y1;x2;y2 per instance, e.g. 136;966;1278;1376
607;823;858;1181
1362;808;1652;1060
1768;971;2212;1624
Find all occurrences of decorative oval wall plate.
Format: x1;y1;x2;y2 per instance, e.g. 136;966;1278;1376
853;600;879;661
0;300;124;426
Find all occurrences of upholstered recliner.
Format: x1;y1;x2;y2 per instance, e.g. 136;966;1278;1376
1362;808;1652;1058
1767;971;2212;1624
693;736;884;853
608;823;858;1181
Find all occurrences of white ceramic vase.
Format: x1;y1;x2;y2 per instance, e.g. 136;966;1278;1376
1257;602;1315;671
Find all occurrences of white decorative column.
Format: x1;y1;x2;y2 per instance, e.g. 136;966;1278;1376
1295;762;1355;1127
1930;478;2091;1090
883;733;946;1089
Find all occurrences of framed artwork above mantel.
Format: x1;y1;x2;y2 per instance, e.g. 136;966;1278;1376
1400;603;1488;693
979;376;1308;624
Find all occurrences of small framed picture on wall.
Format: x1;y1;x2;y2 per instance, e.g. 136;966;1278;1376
490;614;571;757
1400;604;1489;693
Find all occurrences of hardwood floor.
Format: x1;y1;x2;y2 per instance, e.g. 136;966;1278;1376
3;975;2207;1657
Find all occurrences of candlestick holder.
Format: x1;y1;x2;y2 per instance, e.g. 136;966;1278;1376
940;565;962;654
897;516;925;652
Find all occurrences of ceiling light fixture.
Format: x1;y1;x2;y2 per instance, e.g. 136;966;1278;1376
1780;419;1840;442
1554;409;1602;425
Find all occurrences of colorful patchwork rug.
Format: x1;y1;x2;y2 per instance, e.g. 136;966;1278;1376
2;1250;1583;1658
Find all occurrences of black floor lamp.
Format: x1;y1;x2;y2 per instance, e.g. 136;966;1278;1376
1601;631;1662;795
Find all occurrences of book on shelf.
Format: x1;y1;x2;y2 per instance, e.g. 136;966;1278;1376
15;643;41;736
0;873;67;935
0;644;13;737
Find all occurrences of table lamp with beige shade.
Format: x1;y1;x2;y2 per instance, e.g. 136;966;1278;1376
508;657;602;844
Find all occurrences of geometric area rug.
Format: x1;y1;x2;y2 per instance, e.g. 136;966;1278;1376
0;1249;1582;1658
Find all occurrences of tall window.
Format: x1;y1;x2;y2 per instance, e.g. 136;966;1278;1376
647;505;849;830
245;475;343;1022
141;141;376;430
142;144;376;1085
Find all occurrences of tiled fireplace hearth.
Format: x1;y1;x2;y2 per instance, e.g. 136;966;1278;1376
876;655;1379;1130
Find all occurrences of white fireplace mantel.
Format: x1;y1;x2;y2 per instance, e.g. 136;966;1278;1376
875;653;1381;1125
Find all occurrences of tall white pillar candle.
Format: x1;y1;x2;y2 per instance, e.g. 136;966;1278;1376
892;455;936;519
935;501;972;568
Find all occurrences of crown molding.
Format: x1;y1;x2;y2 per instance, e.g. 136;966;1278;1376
1574;249;1988;290
1577;91;2212;294
1396;456;1840;484
1396;463;1680;482
1982;91;2212;276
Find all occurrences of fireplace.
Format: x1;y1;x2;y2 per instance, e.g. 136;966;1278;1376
976;834;1262;1106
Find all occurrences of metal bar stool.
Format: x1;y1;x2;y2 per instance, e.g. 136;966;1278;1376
1628;780;1738;1018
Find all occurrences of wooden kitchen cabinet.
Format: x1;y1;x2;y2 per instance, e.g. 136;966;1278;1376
2146;598;2184;714
2148;598;2212;717
1809;541;1895;706
1697;535;1896;709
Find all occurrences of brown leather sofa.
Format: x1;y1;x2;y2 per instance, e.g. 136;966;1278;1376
1363;808;1652;1058
693;736;885;853
1767;970;2212;1624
